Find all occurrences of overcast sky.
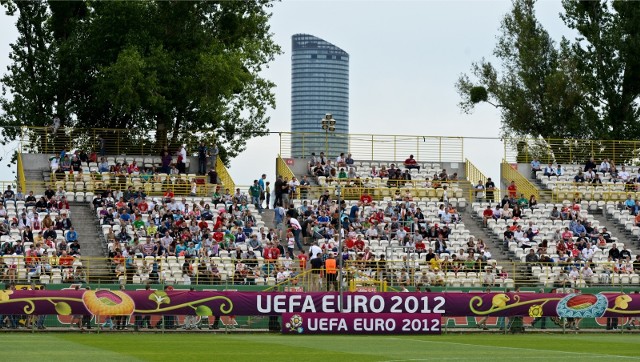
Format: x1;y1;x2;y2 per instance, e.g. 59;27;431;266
0;0;572;187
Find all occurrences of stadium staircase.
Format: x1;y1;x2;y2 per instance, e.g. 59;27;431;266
595;209;640;255
68;202;111;281
457;179;522;284
261;209;275;229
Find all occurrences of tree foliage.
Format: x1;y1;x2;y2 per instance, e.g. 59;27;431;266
1;0;281;164
456;0;587;143
561;0;640;140
457;0;640;165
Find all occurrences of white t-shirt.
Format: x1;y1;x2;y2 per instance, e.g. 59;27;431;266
310;244;322;258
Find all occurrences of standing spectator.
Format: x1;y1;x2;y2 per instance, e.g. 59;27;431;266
274;176;283;208
258;174;267;208
161;150;172;174
207;167;218;184
507;181;517;198
287;214;304;251
209;142;219;170
325;253;338;291
265;182;271;210
530;158;541;177
249;180;263;214
474;180;485;202
197;141;209;175
485;178;496;202
176;144;187;174
97;135;106;156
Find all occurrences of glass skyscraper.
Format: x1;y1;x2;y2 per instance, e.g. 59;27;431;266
291;34;349;159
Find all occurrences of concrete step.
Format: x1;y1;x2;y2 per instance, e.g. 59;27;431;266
460;207;511;263
591;209;640;256
68;202;108;280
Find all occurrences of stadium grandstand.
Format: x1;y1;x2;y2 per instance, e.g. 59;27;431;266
1;127;639;332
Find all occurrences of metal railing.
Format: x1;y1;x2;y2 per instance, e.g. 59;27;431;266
278;132;464;162
3;257;637;292
465;159;489;188
16;152;26;193
275;155;296;181
504;137;640;166
535;180;640;202
501;161;540;201
0;177;221;199
214;155;234;192
15;126;215;156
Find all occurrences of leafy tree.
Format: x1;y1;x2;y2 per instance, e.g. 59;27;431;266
0;1;55;150
458;0;640;164
456;0;586;142
1;0;281;164
561;0;640;140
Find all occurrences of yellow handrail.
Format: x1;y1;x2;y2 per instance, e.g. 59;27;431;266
504;137;640;166
465;158;490;187
276;155;296;180
501;160;539;201
278;131;464;162
215;155;235;192
16;152;26;194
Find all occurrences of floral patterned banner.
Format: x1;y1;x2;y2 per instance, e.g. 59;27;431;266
0;290;638;318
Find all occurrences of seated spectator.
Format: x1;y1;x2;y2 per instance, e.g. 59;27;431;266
599;158;611;174
69;240;81;256
543;163;556;177
525;249;539;265
574;171;585;183
404;155;420;171
619;166;630;182
624;194;636;213
336;153;347;167
345;153;355;168
66;227;78;243
530;158;541;175
98;157;109;172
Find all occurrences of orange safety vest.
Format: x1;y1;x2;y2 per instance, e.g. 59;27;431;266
325;258;337;275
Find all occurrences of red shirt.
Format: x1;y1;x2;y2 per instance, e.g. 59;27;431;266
213;231;224;242
354;239;365;252
60;255;75;266
264;247;280;261
415;241;426;251
297;254;308;269
345;238;355;249
198;220;209;230
507;184;517;198
360;194;372;205
405;158;417;166
138;202;149;213
483;209;493;218
163;190;174;199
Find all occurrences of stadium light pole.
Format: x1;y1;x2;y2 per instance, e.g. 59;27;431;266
336;184;344;312
320;113;336;156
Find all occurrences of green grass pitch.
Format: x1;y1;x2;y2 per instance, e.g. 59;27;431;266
2;333;639;361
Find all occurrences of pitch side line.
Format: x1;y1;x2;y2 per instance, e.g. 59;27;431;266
385;337;640;360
